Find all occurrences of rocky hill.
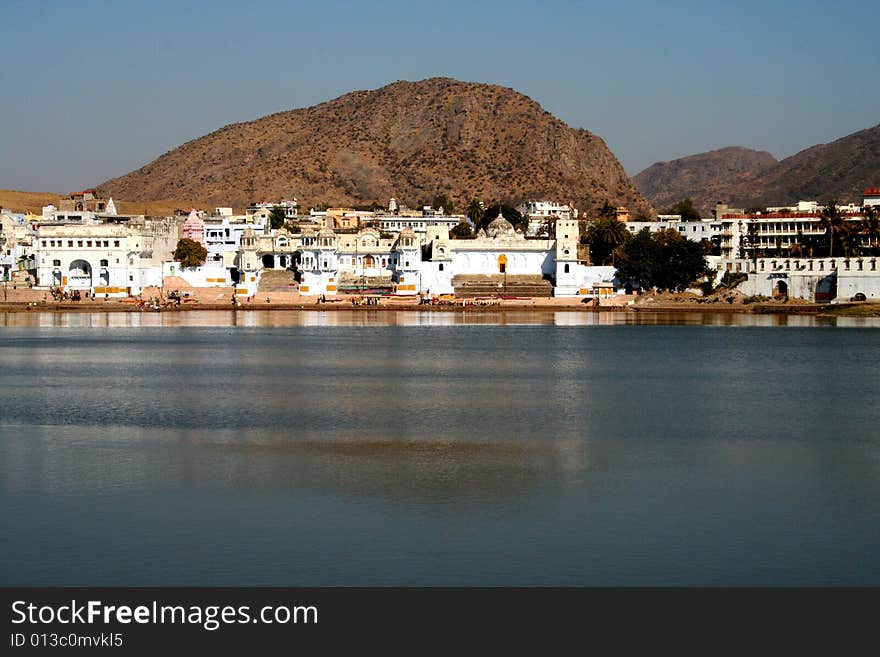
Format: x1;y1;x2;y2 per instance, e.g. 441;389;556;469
101;77;652;216
634;125;880;214
633;147;777;212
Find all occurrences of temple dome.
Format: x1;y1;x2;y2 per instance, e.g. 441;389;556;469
486;214;515;238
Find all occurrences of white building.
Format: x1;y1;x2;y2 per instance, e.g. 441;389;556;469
517;200;575;237
33;217;178;296
293;214;618;298
717;256;880;302
246;199;298;221
370;213;462;235
624;216;718;244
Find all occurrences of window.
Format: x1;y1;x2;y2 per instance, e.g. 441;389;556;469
100;259;108;267
564;264;570;273
68;241;73;247
439;263;444;271
114;240;120;247
103;241;109;247
77;241;83;247
53;259;61;266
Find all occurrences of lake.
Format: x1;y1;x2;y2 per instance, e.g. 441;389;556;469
2;310;879;585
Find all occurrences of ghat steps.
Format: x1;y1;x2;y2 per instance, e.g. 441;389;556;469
452;274;553;297
257;269;297;292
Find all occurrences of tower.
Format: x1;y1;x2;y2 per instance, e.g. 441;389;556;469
394;227;420;295
554;218;580;296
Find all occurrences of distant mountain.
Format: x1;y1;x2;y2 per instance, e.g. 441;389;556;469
634;125;880;214
633;147;777;213
101;77;652;216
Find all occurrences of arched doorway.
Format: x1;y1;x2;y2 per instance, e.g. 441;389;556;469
363;255;375;268
68;259;92;289
261;254;275;269
497;254;508;273
776;280;788;297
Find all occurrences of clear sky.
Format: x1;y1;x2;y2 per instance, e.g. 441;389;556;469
2;0;878;192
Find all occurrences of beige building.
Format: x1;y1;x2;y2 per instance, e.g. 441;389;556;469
34;217;179;296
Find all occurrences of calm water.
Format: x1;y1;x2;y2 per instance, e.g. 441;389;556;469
2;310;879;585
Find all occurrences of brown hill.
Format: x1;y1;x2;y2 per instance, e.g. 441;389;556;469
100;77;652;216
633;147;777;212
634;124;880;214
0;190;194;217
0;190;61;214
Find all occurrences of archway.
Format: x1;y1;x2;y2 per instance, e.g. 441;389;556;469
261;254;275;269
363;255;375;268
776;280;788;297
68;259;92;289
497;254;508;273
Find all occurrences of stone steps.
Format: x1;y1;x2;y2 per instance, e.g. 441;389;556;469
337;274;394;287
258;270;297;292
452;274;553;297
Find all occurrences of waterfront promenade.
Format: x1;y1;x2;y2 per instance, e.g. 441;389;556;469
1;283;877;316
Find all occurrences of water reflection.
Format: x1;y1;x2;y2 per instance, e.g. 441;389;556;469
3;319;880;585
0;425;557;518
1;309;877;328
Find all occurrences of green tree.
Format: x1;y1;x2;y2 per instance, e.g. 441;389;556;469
665;198;702;222
173;238;208;269
818;200;846;259
450;221;474;239
615;228;708;292
739;221;760;266
655;233;709;291
269;205;287;230
859;205;880;254
466;198;485;227
482;203;527;233
614;228;658;288
596;201;616;218
432;193;454;215
582;217;631;265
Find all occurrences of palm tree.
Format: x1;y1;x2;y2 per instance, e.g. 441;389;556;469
584;217;631;265
860;205;880;253
466;199;484;230
818;200;846;259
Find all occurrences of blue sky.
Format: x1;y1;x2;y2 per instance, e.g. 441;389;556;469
1;0;877;192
